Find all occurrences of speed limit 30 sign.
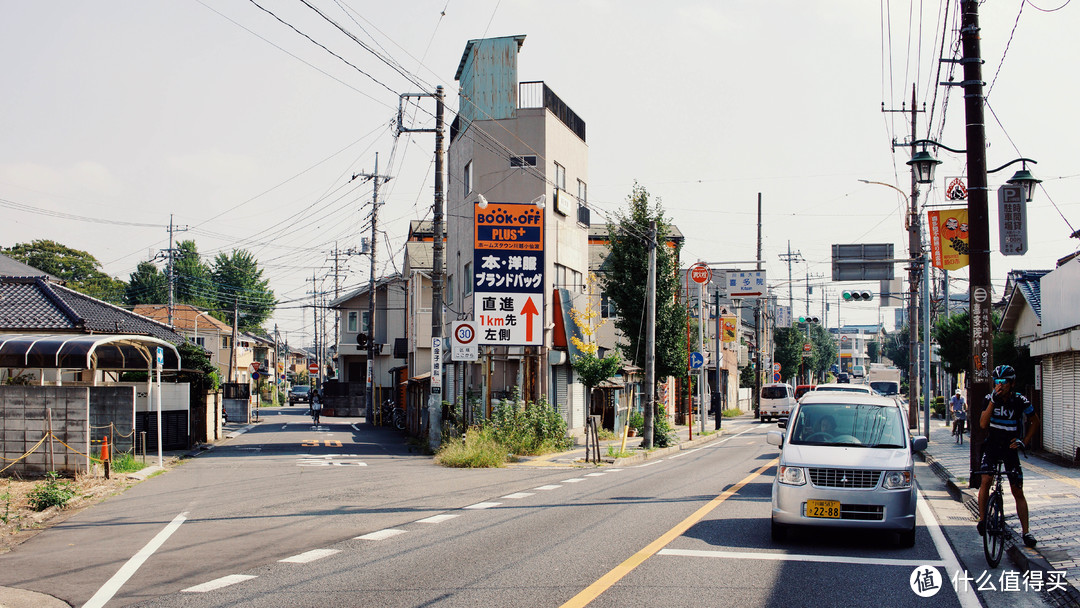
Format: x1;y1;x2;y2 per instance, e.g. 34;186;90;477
452;321;478;361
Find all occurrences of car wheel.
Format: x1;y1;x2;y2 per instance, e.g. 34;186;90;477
897;525;916;548
771;519;787;542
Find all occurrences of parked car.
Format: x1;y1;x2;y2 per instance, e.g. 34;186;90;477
759;383;797;423
766;392;928;547
288;385;311;406
836;372;850;383
795;385;817;401
852;365;866;378
811;383;875;395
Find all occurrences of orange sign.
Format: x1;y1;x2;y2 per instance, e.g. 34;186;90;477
474;203;544;251
928;208;970;270
721;315;737;342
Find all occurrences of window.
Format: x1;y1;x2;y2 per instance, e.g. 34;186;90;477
190;336;205;348
361;311;370;333
555;264;583;292
510;155;537;168
463;262;472;296
577;179;587;203
348;311;358;333
221;336;232;349
601;294;617;319
464;161;472;196
446;274;454;305
554;162;566;191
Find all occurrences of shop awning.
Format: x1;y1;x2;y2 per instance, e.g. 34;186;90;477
0;333;181;371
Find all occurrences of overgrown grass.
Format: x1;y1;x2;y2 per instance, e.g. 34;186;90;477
435;427;506;468
110;452;149;474
721;408;742;418
605;445;634;459
27;472;76;511
597;428;617;441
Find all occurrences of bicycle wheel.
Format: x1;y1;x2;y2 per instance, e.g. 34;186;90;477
983;492;1005;568
393;408;406;431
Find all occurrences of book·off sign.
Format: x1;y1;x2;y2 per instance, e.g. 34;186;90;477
473;202;544;345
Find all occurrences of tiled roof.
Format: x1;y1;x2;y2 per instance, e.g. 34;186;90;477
133;304;232;332
1004;270;1050;321
0;253;60;282
0;277;185;343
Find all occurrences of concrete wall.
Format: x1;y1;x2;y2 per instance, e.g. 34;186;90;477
0;386;100;476
89;386;137;454
114;382;190;412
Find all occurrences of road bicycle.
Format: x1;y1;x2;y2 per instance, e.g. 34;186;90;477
977;447;1026;568
952;417;966;444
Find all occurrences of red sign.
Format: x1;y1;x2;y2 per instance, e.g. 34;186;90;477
307;363;319;374
803;343;812;352
689;264;711;284
251;361;261;372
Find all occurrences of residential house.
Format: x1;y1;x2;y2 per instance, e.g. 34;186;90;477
1026;254;1080;462
133;304;231;378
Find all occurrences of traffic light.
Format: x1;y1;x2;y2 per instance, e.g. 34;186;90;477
798;316;820;323
356;333;369;348
842;290;873;301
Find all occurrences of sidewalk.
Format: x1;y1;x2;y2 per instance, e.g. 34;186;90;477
920;420;1080;605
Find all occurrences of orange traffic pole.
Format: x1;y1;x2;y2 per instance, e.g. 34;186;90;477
102;435;111;479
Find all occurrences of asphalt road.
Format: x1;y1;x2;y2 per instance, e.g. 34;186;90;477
0;410;1057;607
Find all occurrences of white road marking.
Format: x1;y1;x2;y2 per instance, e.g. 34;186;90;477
279;548;340;564
351;424;361;431
635;461;662;468
917;487;982;608
182;574;257;593
658;548;944;567
463;502;502;509
607;469;624;472
584;473;606;477
668;452;688;459
702;426;757;447
83;512;189;608
355;529;407;540
225;425;255;439
562;478;586;483
534;485;562;490
417;514;460;524
501;492;536;499
683;447;704;455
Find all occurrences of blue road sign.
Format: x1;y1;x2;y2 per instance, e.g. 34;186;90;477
690;352;704;370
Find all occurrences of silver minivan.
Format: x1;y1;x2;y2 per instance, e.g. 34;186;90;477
766;392;928;547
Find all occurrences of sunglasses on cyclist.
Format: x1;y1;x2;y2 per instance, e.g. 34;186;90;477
994;378;1010;384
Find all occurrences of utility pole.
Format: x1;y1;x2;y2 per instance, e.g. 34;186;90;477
778;242;803;318
228;297;239;384
754;194;763;417
398;87;445;448
164;214;188;326
885;85;925;430
643;220;658;449
353;154;392;423
959;0;993;476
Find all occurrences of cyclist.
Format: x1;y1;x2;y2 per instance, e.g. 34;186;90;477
976;365;1039;548
950;389;967;442
311;390;323;425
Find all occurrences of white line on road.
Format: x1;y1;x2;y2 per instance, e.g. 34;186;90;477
279;548;341;563
225;425;255;439
658;548;945;567
351;424;361;431
668;452;687;459
584;473;606;477
917;487;982;608
562;478;586;483
463;502;502;509
417;514;461;524
607;469;623;472
355;529;407;540
501;492;536;499
634;461;662;468
702;426;757;447
534;485;562;490
83;511;189;608
182;574;258;593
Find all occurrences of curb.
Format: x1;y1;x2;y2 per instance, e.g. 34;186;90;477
611;429;725;467
0;585;70;608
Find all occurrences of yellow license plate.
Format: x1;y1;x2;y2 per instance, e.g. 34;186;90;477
806;499;841;518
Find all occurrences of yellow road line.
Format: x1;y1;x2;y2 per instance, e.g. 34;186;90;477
560;457;779;608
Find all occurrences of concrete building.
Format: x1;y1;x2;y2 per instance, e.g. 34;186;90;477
445;34;592;432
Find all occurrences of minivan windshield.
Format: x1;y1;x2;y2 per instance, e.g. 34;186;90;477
870;381;899;396
790;403;906;448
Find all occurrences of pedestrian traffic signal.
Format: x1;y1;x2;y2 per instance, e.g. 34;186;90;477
842;290;873;301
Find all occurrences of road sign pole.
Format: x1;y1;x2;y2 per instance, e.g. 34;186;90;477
698;280;706;435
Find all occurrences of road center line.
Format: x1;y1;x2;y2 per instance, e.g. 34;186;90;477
355;528;407;540
534;485;562;490
502;492;536;499
560;458;778;608
182;574;257;593
83;511;189;608
702;426;757;447
463;502;502;509
417;514;461;524
658;548;944;567
562;478;586;483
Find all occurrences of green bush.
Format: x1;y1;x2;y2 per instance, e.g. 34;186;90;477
628;411;645;434
27;472;76;511
653;403;677;448
721;408;742;418
932;396;946;418
435;426;506;468
489;397;572;456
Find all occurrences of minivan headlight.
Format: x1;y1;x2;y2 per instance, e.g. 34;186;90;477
778;465;806;486
882;470;912;489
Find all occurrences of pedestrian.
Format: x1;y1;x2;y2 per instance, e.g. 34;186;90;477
976;365;1040;548
950;389;967;443
311;391;322;426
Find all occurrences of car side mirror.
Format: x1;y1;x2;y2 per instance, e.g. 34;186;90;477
766;430;784;447
911;436;928;452
777;417;788;429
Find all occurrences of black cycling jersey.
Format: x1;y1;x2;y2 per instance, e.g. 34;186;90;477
983;390;1033;448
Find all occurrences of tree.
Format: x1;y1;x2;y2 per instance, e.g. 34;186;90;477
211;249;276;332
126;261;168;305
932;310;1030;384
807;323;837;379
600;184;685;379
882;329;910;373
867;340;880;363
2;239;126;304
569;275;622;421
772;326;806;385
173;240;213;307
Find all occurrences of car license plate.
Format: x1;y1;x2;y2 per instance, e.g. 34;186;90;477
806;499;840;518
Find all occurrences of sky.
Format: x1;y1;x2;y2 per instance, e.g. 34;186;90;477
2;1;1077;345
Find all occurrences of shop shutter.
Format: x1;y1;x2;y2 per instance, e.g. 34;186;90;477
555;366;569;420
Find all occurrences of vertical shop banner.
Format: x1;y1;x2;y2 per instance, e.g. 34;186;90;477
473;202;545;345
721;315;738;342
927;208;970;270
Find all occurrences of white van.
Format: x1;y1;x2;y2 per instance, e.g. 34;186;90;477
759;383;796;422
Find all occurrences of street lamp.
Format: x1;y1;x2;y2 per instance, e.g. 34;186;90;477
905;139;1040;200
